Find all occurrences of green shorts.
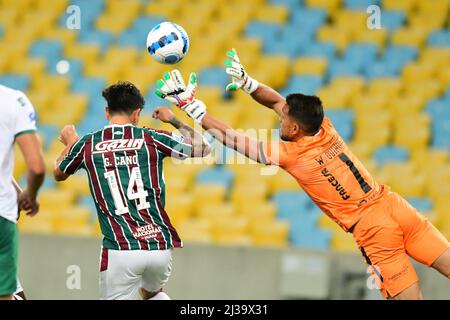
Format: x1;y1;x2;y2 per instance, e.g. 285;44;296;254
0;216;18;296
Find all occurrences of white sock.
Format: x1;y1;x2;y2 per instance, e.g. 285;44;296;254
149;291;170;300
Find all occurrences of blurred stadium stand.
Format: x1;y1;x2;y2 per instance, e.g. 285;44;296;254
1;0;449;255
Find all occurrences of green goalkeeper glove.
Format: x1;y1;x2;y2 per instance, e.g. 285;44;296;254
224;48;259;94
154;70;207;124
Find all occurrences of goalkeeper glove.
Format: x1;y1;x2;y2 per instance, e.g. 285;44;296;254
224;48;259;94
154;70;207;124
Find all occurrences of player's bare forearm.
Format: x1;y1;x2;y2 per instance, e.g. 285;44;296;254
168;115;211;157
250;83;286;115
53;140;77;181
201;113;262;163
16;133;45;198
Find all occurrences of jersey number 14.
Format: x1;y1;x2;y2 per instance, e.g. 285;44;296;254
104;167;151;215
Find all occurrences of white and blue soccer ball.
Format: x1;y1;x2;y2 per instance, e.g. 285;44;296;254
146;22;189;64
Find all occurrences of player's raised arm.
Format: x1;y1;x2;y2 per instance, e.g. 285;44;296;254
154;70;268;164
152;106;211;157
224;48;286;116
53;125;81;182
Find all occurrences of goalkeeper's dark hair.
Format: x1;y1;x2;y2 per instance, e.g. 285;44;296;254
102;81;145;115
286;93;324;135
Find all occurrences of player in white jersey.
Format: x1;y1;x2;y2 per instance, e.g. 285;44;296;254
0;85;45;300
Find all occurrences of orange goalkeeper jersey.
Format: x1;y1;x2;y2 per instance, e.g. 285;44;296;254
261;117;388;232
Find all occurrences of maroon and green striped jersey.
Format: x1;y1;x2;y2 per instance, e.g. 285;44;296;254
59;124;193;251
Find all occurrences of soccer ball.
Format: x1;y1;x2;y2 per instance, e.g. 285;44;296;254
146;22;189;64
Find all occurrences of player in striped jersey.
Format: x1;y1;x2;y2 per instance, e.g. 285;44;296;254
53;81;211;300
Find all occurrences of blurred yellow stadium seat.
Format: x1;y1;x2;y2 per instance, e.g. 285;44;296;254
351;93;388;112
176;218;213;243
0;41;30;63
316;87;350;108
253;55;290;89
197;203;235;221
228;163;274;187
306;0;341;15
40;93;88;127
18;215;55;234
382;0;418;13
402;62;436;84
388;94;427;116
404;80;443;104
411;148;448;172
391;27;428;48
270;169;299;193
43;28;78;47
211;216;251;245
317;26;351;53
416;0;449;15
255;5;289;24
438;65;450;87
394;115;430;150
84;63;121;85
346;142;375;163
0;6;20;26
165;194;195;224
238;201;277;221
367;78;403;98
53;206;92;236
65;43;101;64
145;1;180;20
353;127;390;149
353;29;387;48
334;10;367;34
193;184;227;208
331;231;358;252
26;89;53;113
319;214;340;231
32;74;71;93
408;13;447;32
330;76;366;95
40;188;77;210
59;172;91;197
96;5;138;35
35;0;69;12
9;58;46;80
292;57;328;76
251;220;289;247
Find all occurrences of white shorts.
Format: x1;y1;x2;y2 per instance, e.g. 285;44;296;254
99;248;172;300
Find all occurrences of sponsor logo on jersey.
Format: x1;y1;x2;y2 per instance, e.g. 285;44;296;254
93;139;144;154
321;167;351;200
132;224;162;240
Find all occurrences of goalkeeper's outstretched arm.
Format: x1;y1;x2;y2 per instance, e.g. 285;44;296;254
152;107;211;157
199;113;265;164
250;83;286;116
224;48;285;116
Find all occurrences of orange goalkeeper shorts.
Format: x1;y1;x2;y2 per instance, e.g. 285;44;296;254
352;190;449;298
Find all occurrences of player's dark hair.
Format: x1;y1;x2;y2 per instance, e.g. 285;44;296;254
102;81;145;115
286;93;324;135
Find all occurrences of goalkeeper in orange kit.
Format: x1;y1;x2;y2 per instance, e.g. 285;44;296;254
152;49;450;300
